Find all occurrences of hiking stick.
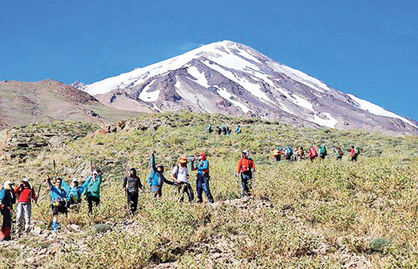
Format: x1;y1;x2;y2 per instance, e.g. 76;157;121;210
35;184;42;207
53;160;57;178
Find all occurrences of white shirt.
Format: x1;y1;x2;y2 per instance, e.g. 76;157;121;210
172;165;189;184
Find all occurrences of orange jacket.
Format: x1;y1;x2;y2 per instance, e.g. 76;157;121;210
237;158;255;173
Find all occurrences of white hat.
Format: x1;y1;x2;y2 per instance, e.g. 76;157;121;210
22;178;29;182
93;170;98;175
72;178;79;183
3;181;14;189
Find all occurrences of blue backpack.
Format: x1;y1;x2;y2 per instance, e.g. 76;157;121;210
286;146;293;155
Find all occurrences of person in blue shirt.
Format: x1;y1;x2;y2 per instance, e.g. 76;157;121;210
235;125;242;134
62;177;92;208
46;176;68;232
147;151;174;198
191;153;214;203
0;181;16;241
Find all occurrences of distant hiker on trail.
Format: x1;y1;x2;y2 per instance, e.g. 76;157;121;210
147;151;174;198
350;146;360;162
235;125;242;134
226;127;232;136
273;147;281;162
84;169;104;214
236;150;256;197
207;125;213;134
14;178;38;234
0;181;16;241
191;153;214;203
292;147;299;161
216;126;222;135
123;168;143;214
284;145;293;161
319;144;327;161
46;176;68;232
222;126;227;135
333;146;344;160
171;158;194;202
298;146;304;161
66;177;91;208
308;146;318;162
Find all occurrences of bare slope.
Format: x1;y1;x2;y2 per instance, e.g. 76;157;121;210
0;80;138;129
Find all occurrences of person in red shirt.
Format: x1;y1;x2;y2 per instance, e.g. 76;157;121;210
308;146;318;163
236;150;256;197
350;146;358;162
14;178;38;234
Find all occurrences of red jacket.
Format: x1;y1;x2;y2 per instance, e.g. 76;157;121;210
237;157;255;173
14;186;38;203
350;148;355;157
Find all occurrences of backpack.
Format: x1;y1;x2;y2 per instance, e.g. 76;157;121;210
310;147;318;157
320;145;327;155
355;146;360;155
286;146;293;155
337;147;343;156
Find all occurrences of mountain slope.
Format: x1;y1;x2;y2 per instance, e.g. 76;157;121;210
85;40;417;135
0;80;139;129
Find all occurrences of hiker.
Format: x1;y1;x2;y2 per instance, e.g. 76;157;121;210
216;126;222;135
226;127;232;136
292;147;299;161
65;177;92;208
298;146;304;160
14;178;38;234
46;176;68;232
221;126;227;135
147;151;174;198
273;147;281;162
284;145;293;161
319;144;327;161
191;153;214;203
333;146;344;160
207;125;213;134
0;181;16;241
123;168;143;214
171;158;194;202
84;169;104;214
308;146;318;162
236;150;256;197
350;146;360;161
235;125;242;134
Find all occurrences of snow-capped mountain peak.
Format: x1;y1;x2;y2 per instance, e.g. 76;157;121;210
84;41;417;135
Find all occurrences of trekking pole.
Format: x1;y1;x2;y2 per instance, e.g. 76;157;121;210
35;184;42;207
53;160;57;178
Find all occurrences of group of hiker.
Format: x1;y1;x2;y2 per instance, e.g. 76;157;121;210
273;144;360;162
0;149;256;240
1;140;360;240
208;125;242;136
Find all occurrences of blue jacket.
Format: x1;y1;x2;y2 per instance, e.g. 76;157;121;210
0;188;15;208
191;159;209;175
235;126;242;134
147;155;173;188
48;182;67;204
62;177;91;202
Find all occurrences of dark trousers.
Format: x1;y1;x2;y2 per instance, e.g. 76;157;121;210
196;174;214;203
127;192;139;213
87;196;100;214
351;154;358;161
240;172;253;197
0;208;12;240
177;183;194;202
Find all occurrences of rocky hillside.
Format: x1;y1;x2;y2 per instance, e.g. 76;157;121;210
0;80;139;130
84;41;417;136
0;113;416;267
0;113;416;268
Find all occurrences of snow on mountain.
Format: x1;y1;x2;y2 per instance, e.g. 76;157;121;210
84;40;417;135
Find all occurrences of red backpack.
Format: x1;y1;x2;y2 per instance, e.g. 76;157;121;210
310;147;318;158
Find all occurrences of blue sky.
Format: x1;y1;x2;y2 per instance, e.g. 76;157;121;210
1;0;417;119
